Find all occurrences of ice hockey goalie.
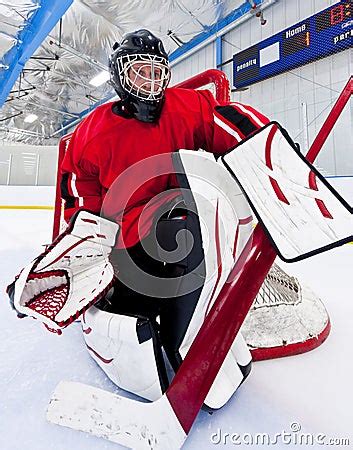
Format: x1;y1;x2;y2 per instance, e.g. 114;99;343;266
9;123;353;450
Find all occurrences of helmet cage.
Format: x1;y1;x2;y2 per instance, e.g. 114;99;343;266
116;53;170;101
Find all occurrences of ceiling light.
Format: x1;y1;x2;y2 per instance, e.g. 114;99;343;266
24;114;38;123
89;70;110;87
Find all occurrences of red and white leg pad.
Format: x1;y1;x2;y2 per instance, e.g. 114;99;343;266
204;333;251;409
82;306;168;401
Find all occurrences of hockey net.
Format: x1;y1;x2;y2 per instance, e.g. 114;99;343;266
52;69;331;361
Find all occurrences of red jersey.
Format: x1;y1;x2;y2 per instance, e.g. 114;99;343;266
61;88;268;248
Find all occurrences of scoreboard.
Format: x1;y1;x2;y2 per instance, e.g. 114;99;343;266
233;1;353;88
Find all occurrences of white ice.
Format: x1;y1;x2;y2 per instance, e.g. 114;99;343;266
0;185;352;450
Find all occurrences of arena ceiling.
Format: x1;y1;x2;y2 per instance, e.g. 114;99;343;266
0;0;267;144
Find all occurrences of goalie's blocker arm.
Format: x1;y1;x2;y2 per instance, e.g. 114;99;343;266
221;121;353;262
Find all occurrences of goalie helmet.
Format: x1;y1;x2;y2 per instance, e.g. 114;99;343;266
109;29;171;123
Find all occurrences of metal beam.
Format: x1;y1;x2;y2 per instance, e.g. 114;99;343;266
0;127;43;137
0;0;74;108
47;37;107;71
216;36;223;69
48;92;116;138
23;100;79;118
169;0;265;64
0;112;23;122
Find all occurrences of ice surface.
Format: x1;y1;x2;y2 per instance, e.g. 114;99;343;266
1;186;352;450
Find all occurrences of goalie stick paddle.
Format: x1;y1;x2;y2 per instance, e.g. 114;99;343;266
47;225;276;449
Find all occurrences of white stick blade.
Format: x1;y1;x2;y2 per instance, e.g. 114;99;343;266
47;381;186;450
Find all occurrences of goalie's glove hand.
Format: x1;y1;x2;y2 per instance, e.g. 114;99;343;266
8;210;119;332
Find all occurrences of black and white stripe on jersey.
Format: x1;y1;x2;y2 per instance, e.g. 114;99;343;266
215;105;258;137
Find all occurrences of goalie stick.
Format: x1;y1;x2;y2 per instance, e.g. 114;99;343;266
47;225;276;449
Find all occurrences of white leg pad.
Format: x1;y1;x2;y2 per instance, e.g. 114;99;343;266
82;306;165;401
204;332;252;409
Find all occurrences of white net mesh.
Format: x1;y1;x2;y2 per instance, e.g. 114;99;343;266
254;263;301;309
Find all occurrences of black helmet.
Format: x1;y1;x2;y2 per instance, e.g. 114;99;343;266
109;29;170;122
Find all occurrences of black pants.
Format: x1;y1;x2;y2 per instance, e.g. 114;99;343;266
107;239;170;319
98;202;189;319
